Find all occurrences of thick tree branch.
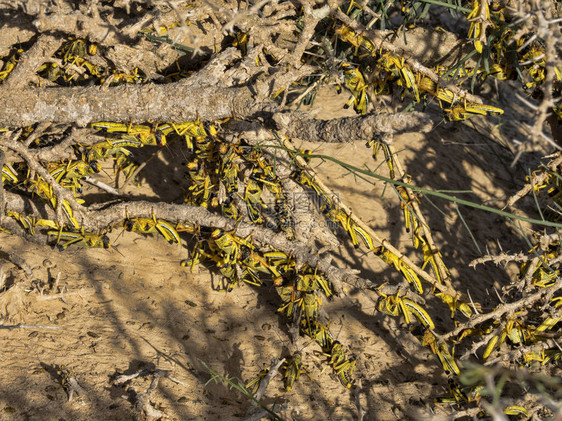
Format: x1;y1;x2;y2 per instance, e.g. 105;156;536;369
0;48;276;127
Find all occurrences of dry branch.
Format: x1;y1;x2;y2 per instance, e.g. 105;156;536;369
470;252;530;267
8;252;32;277
0;133;85;221
253;358;285;403
2;33;61;90
33;7;134;45
0;323;63;330
278;135;460;298
4;128;98;163
2;190;419;300
273;111;433;143
0;76;270;127
505;152;562;208
385;141;458;293
441;277;562;342
0;48;274;126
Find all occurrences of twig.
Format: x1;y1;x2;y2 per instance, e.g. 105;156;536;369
354;379;365;421
284;1;323;67
254;358;285;402
0;324;63;330
441;277;562;341
467;289;481;315
473;0;490;49
0;132;84;216
4;197;360;296
0;132;85;223
23;122;51;148
4;128;96;164
134;370;167;420
470;252;530;267
505;152;562;209
221;0;272;34
520;256;541;292
36;289;95;301
0;266;6;291
386;142;456;291
288;77;324;109
8;252;32;277
357;0;382;26
459;325;503;360
114;369;158;385
65;373;87;402
83;176;121;195
33;7;133;45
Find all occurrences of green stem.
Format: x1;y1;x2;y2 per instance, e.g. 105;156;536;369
140;32;194;54
414;0;471;13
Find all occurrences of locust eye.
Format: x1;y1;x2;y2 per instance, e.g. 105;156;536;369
124;219;134;231
155;132;166;146
90;161;102;173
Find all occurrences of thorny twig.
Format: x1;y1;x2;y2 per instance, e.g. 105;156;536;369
512;1;562;150
470;252;530;267
386;142;455;291
242;356;286;421
441;277;562;342
283;1;325;67
505;152;562;208
0;131;85;223
2;190;421;302
3;128;98;164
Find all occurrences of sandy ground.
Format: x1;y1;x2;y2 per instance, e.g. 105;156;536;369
3;0;558;417
0;82;542;421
